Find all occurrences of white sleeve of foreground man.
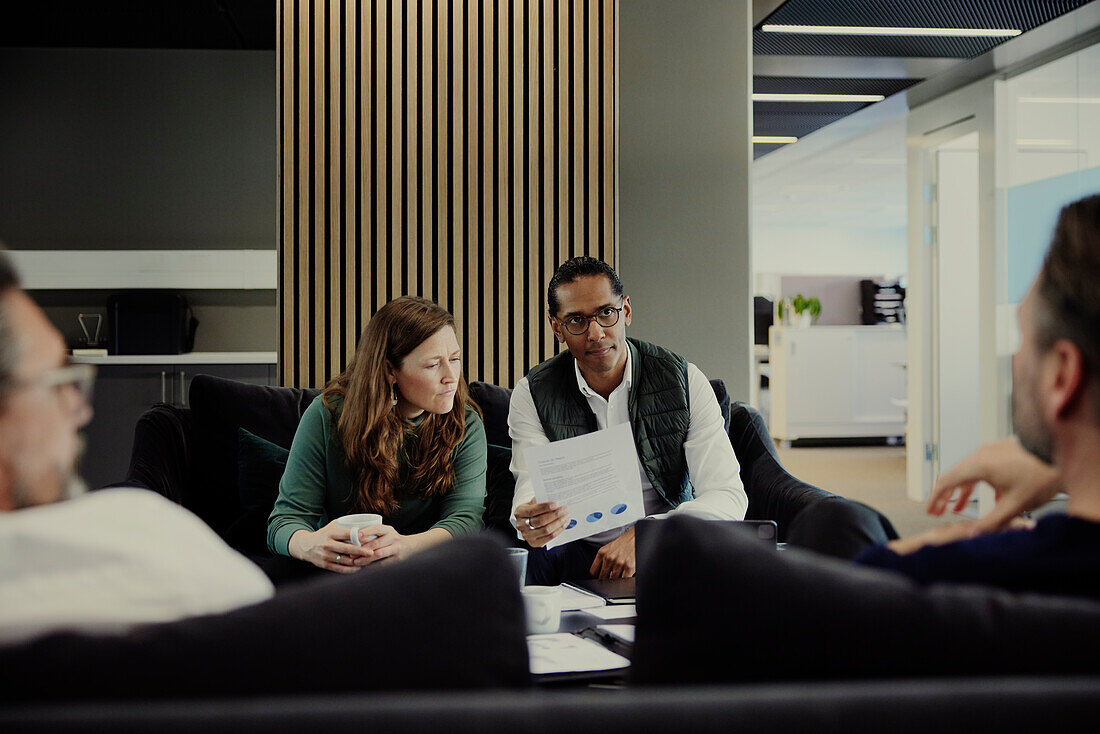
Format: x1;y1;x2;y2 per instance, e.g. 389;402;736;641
668;363;749;521
0;487;275;645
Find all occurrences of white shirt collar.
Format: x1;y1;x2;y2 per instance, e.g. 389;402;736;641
573;342;633;399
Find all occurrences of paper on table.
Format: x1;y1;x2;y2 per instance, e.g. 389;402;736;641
524;423;644;549
560;584;607;611
598;624;636;643
586;604;636;620
527;633;631;675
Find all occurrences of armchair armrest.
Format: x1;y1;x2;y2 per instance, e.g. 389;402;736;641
123;403;193;509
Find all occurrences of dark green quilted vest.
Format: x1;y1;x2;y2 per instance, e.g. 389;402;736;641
526;338;693;508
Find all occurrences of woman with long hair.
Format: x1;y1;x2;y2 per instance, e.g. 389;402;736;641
267;297;486;572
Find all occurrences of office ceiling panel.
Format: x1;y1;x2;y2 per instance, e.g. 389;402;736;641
754;111;854;138
752;0;1094;158
762;0;1089;31
0;0;275;50
754;34;1005;59
754;77;921;96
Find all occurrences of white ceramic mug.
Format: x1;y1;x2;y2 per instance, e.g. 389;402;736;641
521;586;562;634
335;513;382;546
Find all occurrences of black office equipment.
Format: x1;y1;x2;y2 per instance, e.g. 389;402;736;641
754;296;774;345
859;279;906;325
108;291;198;355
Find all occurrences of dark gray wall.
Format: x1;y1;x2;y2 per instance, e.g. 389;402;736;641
0;47;276;250
618;0;753;398
0;47;277;351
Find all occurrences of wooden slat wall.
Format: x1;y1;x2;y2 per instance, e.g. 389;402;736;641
279;0;616;389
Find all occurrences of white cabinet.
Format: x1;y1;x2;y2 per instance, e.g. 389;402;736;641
768;326;906;441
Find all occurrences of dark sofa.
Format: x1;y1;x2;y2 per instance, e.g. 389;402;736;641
5;375;1100;731
119;374;880;573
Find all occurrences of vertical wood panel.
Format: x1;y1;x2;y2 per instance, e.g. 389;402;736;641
435;0;449;315
465;0;480;382
481;0;494;383
404;0;418;296
280;0;615;388
328;0;343;381
345;0;359;360
374;0;388;316
526;0;540;373
296;0;311;386
541;0;554;360
510;0;523;387
421;0;434;300
279;0;294;385
312;0;327;384
451;0;465;350
603;0;615;267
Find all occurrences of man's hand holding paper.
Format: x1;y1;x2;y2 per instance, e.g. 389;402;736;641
514;499;571;548
522;423;645;550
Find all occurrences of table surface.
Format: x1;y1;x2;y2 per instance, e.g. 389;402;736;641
529;580;637;688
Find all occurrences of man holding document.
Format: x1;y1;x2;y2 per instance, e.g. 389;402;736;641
509;257;748;584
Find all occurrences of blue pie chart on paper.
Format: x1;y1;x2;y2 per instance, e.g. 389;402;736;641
610;503;627;515
586;512;603;523
566;519;577;530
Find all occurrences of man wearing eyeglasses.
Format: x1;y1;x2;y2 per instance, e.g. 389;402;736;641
509;256;748;583
0;252;272;643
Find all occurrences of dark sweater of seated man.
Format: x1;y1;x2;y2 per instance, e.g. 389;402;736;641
855;194;1100;601
857;513;1100;599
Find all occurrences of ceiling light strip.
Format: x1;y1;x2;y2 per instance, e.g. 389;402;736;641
753;136;798;144
761;24;1021;38
1016;139;1074;147
752;93;885;103
1018;97;1100;105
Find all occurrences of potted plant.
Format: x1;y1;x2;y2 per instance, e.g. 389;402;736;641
778;294;821;327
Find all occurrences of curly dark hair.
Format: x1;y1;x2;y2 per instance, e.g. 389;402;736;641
546;256;624;317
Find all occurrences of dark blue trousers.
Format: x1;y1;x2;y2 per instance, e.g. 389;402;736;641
525;540;600;585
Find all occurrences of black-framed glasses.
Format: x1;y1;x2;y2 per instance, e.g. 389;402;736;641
558;305;624;335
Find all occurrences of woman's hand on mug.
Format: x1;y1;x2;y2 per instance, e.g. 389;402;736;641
287;521;373;573
514;500;570;548
359;524;420;564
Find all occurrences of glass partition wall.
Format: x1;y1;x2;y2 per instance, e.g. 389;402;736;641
995;42;1100;437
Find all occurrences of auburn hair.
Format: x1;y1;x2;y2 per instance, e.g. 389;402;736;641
321;297;479;514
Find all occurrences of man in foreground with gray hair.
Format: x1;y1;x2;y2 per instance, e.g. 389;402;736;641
0;251;274;643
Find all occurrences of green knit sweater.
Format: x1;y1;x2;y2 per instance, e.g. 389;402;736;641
267;394;487;556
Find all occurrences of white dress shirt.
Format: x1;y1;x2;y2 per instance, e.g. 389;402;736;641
0;488;275;644
508;348;748;545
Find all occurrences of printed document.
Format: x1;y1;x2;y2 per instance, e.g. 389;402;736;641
527;633;630;675
524;423;644;549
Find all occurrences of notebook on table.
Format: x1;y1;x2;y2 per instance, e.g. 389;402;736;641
568;577;636;604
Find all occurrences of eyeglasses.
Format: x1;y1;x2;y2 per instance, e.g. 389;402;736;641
5;362;97;407
557;305;625;335
42;363;97;404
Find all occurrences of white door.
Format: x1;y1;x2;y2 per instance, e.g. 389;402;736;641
932;134;981;490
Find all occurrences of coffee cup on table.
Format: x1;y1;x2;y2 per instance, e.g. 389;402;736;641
335;513;383;546
521;586;562;634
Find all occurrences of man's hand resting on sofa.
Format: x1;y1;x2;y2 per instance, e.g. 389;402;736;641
926;438;1062;533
